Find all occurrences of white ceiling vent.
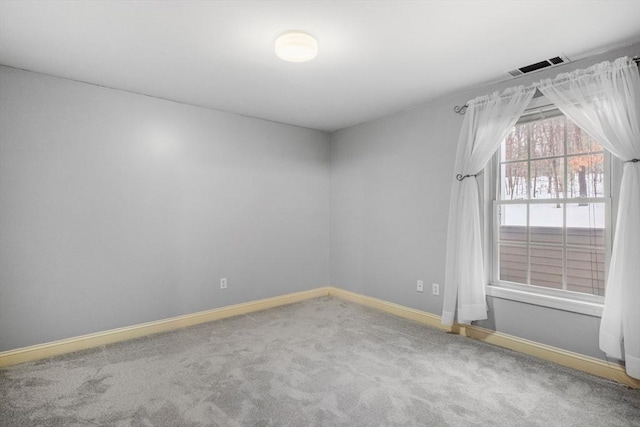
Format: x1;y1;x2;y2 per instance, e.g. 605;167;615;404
508;54;570;77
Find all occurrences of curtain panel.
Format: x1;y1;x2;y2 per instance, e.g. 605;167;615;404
538;57;640;379
441;86;535;326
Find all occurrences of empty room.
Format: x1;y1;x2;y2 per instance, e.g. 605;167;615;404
1;1;639;425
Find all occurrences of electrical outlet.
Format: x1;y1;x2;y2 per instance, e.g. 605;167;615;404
432;283;440;296
220;278;227;289
416;280;424;293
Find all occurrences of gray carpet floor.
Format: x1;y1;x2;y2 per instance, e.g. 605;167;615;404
1;296;639;426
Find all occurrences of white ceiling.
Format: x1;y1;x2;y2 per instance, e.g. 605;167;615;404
1;1;639;132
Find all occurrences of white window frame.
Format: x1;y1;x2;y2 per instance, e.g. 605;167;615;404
484;96;621;317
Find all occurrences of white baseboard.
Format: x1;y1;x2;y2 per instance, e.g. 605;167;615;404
326;287;446;330
325;286;639;389
0;287;331;368
456;323;639;389
2;285;637;389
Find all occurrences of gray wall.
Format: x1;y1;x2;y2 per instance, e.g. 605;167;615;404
329;43;639;361
0;66;330;352
330;104;457;316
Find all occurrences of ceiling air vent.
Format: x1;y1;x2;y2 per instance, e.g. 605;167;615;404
508;54;570;78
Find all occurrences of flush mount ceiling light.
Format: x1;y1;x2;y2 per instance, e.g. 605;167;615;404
275;31;318;63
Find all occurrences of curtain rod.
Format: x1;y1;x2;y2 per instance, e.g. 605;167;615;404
453;56;640;115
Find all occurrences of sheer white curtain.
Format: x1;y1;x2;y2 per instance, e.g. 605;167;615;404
538;57;640;379
441;86;536;326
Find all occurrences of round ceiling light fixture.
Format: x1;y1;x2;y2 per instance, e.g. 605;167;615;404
275;31;318;63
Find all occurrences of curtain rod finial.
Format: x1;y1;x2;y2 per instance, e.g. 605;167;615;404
454;104;468;115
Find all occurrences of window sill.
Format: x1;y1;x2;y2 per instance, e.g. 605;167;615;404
486;284;604;317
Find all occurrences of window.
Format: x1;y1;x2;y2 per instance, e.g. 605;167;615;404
487;102;614;315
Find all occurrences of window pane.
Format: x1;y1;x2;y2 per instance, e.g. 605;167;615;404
567;121;603;154
499;244;527;284
503;125;528;161
501;162;528;200
496;112;608;298
530;204;563;244
531;117;564;159
566;248;605;296
531;159;564;199
530;246;563;289
499;204;526;242
566;203;605;246
567;153;605;198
